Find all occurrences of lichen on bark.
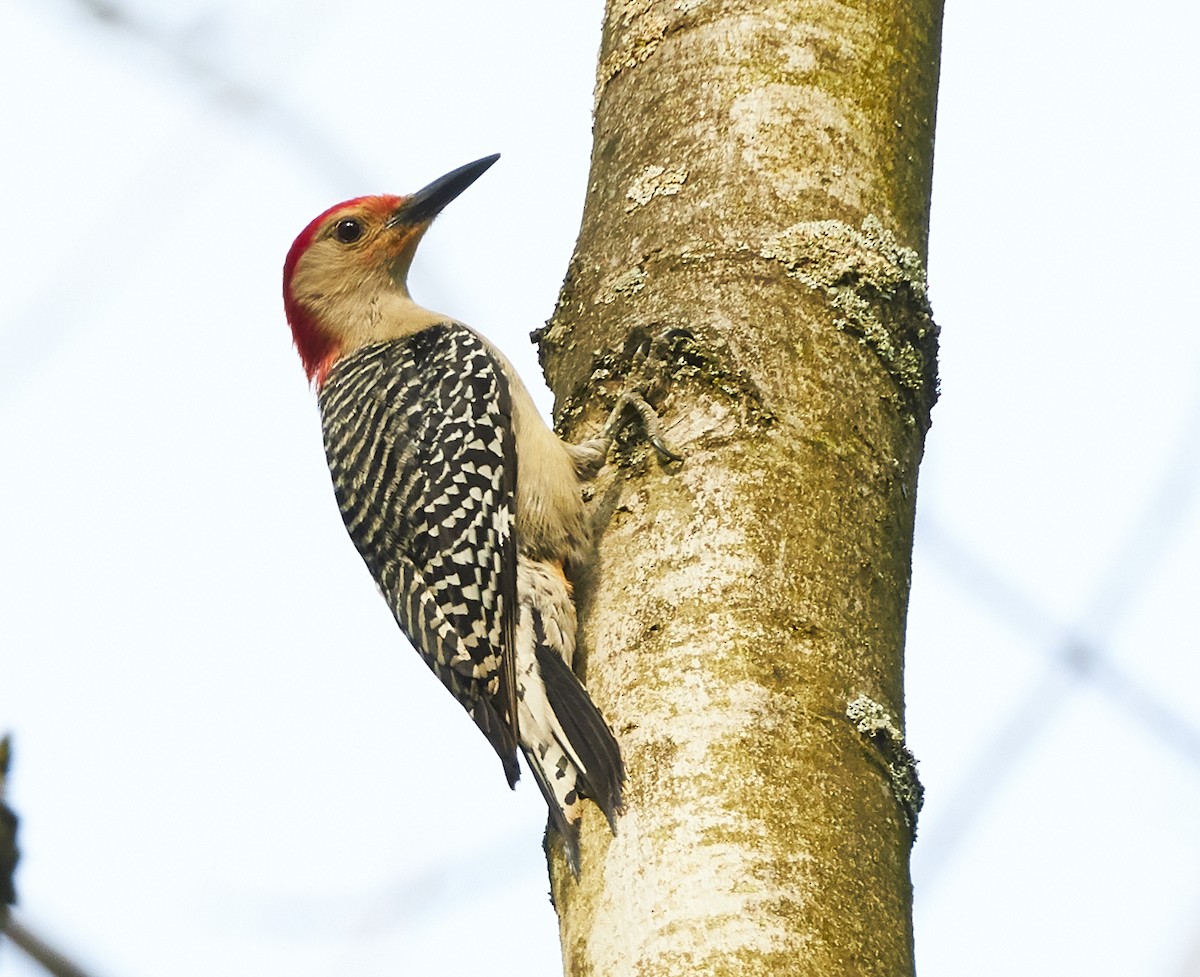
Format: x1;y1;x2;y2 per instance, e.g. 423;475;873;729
760;215;938;426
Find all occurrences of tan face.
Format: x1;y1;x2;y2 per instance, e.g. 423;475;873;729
286;196;431;351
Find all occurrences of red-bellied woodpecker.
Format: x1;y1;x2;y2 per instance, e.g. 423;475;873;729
282;154;667;873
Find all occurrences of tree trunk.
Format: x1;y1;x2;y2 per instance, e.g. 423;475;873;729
535;1;942;974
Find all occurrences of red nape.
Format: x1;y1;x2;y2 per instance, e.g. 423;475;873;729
311;348;342;388
284;303;337;386
281;195;402;385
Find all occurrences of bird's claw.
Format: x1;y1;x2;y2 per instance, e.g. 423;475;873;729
650;434;684;465
602;384;684;466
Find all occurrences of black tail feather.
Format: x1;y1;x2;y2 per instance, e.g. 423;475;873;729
535;644;626;828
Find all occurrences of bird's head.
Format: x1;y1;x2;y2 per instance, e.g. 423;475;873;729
283;153;500;385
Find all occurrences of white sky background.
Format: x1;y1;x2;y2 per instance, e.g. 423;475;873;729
1;1;1198;975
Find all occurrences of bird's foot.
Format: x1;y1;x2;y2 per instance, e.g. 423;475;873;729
601;390;682;463
601;327;690;464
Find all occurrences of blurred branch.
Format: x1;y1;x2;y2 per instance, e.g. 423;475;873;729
1;735;17;909
915;488;1200;891
918;517;1200;767
2;915;101;977
911;665;1073;888
62;0;373;188
0;739;104;977
1174;896;1200;977
1079;385;1200;636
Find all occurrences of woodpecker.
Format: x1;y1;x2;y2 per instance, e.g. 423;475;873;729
282;154;630;874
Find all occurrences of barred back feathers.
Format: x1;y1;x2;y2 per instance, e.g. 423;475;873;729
318;324;624;873
320;327;521;779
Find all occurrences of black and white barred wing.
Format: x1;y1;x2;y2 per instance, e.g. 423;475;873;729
318;326;520;784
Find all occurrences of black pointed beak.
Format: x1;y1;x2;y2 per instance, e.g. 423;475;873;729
388;154;500;227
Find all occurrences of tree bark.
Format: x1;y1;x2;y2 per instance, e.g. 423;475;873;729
535;1;942;974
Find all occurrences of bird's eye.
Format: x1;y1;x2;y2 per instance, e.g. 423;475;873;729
333;218;364;244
